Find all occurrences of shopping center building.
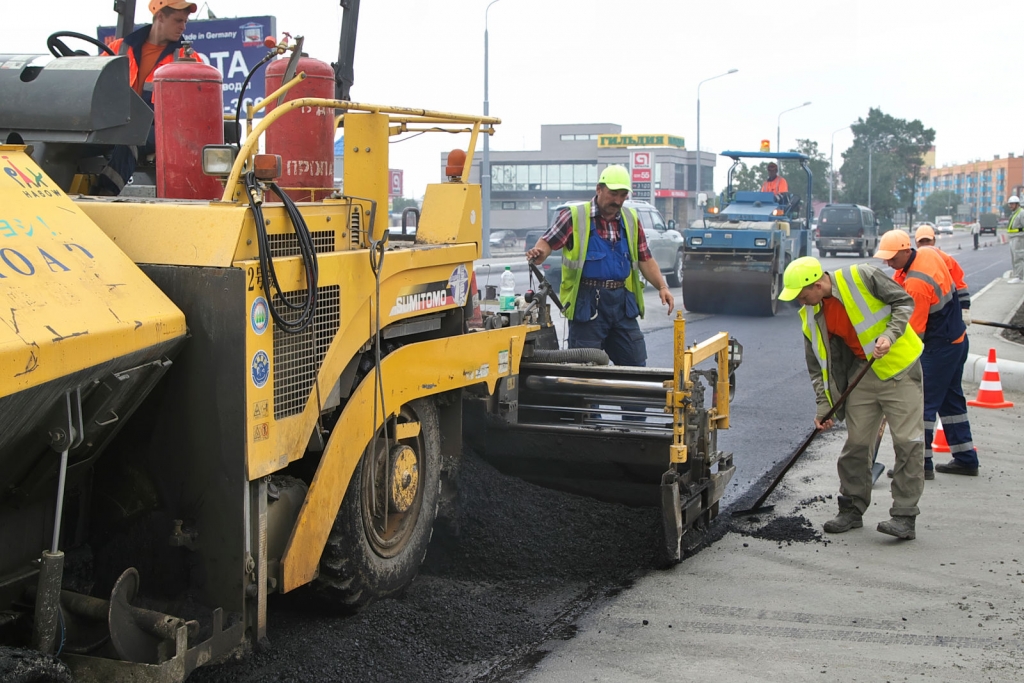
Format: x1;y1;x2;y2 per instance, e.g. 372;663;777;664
441;123;717;232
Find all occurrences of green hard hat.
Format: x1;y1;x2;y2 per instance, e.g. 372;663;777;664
598;165;631;191
779;256;823;302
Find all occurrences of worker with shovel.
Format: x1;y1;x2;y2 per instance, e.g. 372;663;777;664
778;257;925;540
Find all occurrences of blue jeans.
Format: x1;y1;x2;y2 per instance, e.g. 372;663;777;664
97;124;156;194
922;336;977;468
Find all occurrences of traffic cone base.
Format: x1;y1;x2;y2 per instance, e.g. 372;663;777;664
968;348;1014;409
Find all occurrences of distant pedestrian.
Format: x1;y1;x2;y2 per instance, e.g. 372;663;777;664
779;256;924;540
971;221;980;251
875;230;979;478
1008;196;1024;283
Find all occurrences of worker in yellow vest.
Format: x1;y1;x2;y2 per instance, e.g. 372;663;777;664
1007;195;1024;283
779;257;925;540
526;165;674;370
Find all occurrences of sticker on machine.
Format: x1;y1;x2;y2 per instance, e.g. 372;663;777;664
253;422;269;442
498;350;509;374
448;264;470;307
250;296;269;335
251;350;270;389
390;277;460;316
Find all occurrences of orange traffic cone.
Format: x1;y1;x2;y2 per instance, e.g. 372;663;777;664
931;416;950;453
968;348;1014;409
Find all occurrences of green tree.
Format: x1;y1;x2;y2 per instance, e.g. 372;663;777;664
779;139;830;204
732;161;767;192
391;197;420;213
920;191;961;222
838;108;935;222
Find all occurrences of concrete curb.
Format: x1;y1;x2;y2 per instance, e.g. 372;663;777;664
964;353;1024;392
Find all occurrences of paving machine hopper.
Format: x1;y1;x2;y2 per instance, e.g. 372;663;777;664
681;151;814;316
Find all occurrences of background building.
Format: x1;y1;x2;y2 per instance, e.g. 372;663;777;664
440;123;716;233
916;152;1024;219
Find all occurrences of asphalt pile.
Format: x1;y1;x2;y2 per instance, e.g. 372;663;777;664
190;454;662;683
1004;298;1024;344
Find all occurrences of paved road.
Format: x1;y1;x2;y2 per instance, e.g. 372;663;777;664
491;231;1011;505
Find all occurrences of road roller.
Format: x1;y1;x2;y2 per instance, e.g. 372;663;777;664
681;151;814;317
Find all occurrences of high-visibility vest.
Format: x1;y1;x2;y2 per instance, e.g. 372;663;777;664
560;203;644;320
800;265;923;406
1009;208;1023;233
760;176;788;193
108;28;182;100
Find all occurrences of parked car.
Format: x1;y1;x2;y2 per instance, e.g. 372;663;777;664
539;201;685;289
979;213;999;235
489;230;519;250
816;204;879;258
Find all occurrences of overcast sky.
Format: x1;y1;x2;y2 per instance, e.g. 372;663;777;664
10;0;1023;199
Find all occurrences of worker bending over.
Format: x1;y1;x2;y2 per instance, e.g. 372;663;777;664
779;257;924;540
875;231;979;477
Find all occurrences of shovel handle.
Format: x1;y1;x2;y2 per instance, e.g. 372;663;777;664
972;319;1024;333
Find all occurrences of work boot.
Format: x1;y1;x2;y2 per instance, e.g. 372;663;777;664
924;457;935;481
935;459;979;476
823;497;863;534
877;516;916;540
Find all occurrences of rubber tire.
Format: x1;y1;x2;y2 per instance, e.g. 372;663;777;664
752;271;781;317
315;397;441;610
0;647;73;683
666;250;683;287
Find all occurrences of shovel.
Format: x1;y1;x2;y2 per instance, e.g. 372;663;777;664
971;319;1024;334
734;357;876;517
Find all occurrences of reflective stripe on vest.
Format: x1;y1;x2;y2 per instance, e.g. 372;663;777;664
821;265;922;380
559;203;644;320
905;269;954;313
799;305;832;406
1009;208;1023;233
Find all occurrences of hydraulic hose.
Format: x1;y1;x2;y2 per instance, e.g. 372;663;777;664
233;51;277;146
244;171;319;334
530;348;610;365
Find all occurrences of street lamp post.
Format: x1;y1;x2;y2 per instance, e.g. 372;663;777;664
481;0;502;258
696;68;738;196
776;101;811;155
829;125;851;204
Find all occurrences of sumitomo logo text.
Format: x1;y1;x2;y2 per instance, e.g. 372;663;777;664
391;290;447;315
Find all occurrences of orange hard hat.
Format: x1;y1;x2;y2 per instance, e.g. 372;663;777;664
874;230;911;259
914;225;935;243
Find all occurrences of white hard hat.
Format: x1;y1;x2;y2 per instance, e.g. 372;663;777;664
1009;195;1021;204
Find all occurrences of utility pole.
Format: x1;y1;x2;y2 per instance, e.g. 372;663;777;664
481;0;503;258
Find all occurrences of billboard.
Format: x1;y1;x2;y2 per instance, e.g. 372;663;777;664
630;151;653;201
98;16;277;116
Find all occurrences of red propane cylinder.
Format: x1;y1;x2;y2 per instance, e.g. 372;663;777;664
153;59;225;200
264;56;335;202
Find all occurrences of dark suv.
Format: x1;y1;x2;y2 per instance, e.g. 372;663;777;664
816;204;879;258
979;213;998;236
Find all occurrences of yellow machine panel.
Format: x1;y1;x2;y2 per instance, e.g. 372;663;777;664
0;147;186;397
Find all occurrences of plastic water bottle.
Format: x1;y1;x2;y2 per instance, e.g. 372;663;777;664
499;266;516;311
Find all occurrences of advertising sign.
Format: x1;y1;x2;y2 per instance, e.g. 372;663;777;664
598;134;685;149
630;151;653;201
389;169;403;197
98;15;277;116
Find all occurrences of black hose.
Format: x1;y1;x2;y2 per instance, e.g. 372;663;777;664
234;51;277;146
530;348;610;365
244;171;319;333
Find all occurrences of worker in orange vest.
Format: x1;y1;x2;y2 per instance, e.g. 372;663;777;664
96;0;197;194
875;230;978;478
914;225;971;325
760;162;789;194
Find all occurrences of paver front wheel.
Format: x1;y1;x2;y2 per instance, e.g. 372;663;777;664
315;398;441;610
